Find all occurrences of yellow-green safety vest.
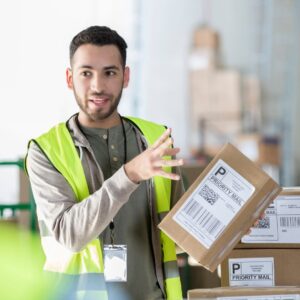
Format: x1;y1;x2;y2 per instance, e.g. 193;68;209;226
27;116;182;300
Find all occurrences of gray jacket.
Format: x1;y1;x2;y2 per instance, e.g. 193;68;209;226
26;114;185;296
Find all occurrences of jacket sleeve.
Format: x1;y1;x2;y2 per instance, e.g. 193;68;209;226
27;143;138;252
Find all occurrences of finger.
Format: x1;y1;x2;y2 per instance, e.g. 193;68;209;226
151;128;171;149
156;138;173;156
153;158;184;168
163;147;180;156
253;218;261;227
253;214;265;228
253;220;259;227
155;169;180;181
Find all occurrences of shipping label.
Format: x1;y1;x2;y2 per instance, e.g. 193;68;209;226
228;257;274;287
218;295;300;300
173;159;255;248
242;195;300;243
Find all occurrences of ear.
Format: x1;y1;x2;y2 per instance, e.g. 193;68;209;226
66;68;73;89
123;66;130;88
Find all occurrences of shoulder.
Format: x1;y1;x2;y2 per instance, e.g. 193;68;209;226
124;116;166;129
124;116;169;147
31;114;78;143
26;141;55;176
26;118;72;174
124;116;167;136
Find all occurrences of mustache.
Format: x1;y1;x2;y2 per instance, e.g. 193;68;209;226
89;92;112;98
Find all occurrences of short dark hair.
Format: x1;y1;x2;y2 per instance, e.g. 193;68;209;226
69;26;128;67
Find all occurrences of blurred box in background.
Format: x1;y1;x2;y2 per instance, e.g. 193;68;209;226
233;133;261;162
233;134;281;166
193;26;219;49
189;26;220;71
190;69;241;118
258;136;281;166
189;69;242;152
233;134;281;182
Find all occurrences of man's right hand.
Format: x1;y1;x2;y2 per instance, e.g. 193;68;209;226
124;128;184;184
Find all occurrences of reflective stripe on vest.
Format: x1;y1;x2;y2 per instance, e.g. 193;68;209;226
125;117;182;300
28;117;182;300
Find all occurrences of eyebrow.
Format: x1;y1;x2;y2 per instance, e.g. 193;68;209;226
78;65;93;69
78;65;121;70
104;65;120;70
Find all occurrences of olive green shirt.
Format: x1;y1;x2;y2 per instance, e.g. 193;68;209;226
80;120;163;300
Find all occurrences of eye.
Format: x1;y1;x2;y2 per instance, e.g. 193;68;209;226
105;70;116;76
81;71;92;77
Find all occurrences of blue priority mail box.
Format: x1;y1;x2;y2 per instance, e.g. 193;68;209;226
158;143;281;272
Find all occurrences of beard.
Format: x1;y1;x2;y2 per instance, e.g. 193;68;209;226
74;87;123;122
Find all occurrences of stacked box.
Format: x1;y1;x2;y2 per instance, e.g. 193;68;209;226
233;134;281;167
189;26;219;71
193;26;219;49
190;69;242;152
220;188;300;287
188;286;300;299
233;134;281;182
221;248;300;286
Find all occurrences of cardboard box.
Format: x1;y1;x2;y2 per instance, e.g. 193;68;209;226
193;26;219;49
233;134;281;166
189;69;242;150
258;137;281;166
189;48;218;70
159;143;281;272
220;248;300;287
238;187;300;248
190;70;241;118
233;134;261;163
188;286;300;299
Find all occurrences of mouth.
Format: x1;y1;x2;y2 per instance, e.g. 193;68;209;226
89;96;110;107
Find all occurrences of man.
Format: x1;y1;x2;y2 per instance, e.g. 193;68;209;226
26;26;184;300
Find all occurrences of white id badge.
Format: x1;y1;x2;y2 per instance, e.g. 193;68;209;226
104;244;127;282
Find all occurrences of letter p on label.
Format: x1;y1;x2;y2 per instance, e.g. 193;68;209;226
215;166;226;178
232;263;241;274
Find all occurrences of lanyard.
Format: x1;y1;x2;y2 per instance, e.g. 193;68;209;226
109;114;127;245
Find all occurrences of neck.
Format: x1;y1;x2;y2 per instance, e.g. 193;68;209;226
78;111;121;129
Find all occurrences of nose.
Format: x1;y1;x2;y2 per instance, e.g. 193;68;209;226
91;74;105;93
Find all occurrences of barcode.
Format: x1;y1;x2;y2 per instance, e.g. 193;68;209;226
183;199;225;237
256;216;270;229
280;216;300;227
199;184;219;205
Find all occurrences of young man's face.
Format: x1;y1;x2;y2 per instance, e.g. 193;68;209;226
66;44;129;128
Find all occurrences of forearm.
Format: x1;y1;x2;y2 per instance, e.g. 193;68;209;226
51;168;136;251
27;144;138;252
